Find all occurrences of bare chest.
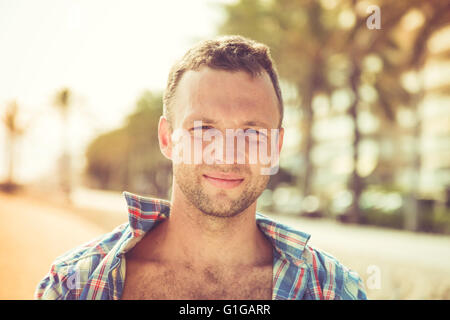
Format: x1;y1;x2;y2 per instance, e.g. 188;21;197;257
120;259;273;300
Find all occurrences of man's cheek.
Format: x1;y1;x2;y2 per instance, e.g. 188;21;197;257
248;164;262;180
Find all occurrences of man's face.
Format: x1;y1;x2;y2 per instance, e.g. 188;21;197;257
167;67;283;218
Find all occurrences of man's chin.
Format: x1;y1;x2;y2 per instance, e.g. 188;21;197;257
192;194;247;218
202;189;244;204
198;206;245;218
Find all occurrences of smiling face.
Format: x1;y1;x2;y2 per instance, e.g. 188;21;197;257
161;67;284;218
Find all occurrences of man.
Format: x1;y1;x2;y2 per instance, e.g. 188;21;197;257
35;35;367;300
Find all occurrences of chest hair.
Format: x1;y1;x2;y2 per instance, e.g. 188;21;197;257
121;259;273;300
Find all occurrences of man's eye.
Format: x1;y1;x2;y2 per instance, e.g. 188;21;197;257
190;126;213;131
245;128;266;138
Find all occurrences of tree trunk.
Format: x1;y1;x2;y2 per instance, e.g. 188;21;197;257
404;69;424;231
60;110;72;202
347;63;363;224
6;132;15;186
300;90;314;198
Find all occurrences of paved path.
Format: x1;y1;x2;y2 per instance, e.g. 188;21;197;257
0;192;108;299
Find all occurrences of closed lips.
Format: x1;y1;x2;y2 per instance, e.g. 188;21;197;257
203;173;244;181
202;173;244;189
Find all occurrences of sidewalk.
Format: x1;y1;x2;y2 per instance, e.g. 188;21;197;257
0;191;109;299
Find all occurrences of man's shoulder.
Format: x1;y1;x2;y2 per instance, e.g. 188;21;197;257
302;244;366;298
257;214;367;299
55;222;129;267
34;222;130;300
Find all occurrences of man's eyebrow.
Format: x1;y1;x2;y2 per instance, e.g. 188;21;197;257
185;118;270;127
185;117;218;125
199;118;218;124
242;120;271;128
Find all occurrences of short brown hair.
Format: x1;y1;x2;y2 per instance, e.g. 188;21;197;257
163;35;284;128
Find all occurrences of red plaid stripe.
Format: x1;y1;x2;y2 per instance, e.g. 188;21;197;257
74;288;82;299
133;229;144;238
260;226;306;247
91;262;108;299
128;207;161;221
95;244;107;258
128;207;142;219
324;261;335;299
291;267;306;299
274;259;286;282
309;246;324;300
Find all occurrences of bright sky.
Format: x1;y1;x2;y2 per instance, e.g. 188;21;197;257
0;0;235;182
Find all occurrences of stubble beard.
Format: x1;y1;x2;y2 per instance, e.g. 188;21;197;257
174;164;269;218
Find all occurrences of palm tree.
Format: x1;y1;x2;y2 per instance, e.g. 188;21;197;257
1;101;26;192
53;87;73;201
337;0;416;223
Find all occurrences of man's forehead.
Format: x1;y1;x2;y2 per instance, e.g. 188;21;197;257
173;67;280;128
181;67;273;92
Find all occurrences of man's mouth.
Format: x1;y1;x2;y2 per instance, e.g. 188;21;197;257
202;173;244;189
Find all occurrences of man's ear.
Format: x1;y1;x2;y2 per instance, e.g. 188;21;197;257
278;127;284;154
158;116;172;160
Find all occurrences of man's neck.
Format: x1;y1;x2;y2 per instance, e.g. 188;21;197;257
131;185;273;269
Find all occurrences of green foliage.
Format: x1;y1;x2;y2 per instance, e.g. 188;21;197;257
358;187;450;234
360;208;404;230
432;207;450;234
361;204;450;235
85;91;172;197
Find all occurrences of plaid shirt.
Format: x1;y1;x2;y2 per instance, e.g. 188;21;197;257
35;191;367;300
